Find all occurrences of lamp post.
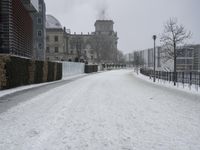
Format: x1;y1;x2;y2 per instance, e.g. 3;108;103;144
153;35;157;82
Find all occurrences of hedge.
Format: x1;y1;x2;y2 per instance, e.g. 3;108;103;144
0;55;62;90
85;65;98;73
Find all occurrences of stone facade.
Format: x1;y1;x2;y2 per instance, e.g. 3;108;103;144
67;33;97;63
46;28;68;61
46;15;118;64
46;15;68;61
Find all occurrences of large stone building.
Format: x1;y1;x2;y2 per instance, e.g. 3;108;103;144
92;20;118;63
46;15;68;61
0;0;39;58
46;15;119;64
67;33;96;63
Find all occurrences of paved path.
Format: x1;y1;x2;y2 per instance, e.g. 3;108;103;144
0;75;86;113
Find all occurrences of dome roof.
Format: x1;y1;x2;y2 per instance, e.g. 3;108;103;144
46;15;62;29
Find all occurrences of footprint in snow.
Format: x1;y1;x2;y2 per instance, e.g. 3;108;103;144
27;129;40;138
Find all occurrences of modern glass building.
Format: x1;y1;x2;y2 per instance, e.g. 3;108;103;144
0;0;38;58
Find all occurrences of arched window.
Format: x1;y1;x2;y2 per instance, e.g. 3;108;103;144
37;30;42;37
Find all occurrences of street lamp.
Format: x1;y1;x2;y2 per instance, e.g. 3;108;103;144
153;35;157;82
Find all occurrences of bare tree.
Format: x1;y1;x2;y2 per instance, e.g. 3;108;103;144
117;50;125;63
160;17;192;85
91;34;117;64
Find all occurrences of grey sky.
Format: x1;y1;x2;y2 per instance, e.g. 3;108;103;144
45;0;200;53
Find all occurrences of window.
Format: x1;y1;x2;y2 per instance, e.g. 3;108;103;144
70;43;73;49
39;4;43;12
37;17;42;24
55;36;58;42
55;47;59;53
90;50;94;54
38;43;42;50
37;30;42;37
46;47;50;53
46;36;49;42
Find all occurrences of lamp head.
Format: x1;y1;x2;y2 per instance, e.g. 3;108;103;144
153;35;157;40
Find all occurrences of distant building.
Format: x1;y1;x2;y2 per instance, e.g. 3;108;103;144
176;46;194;71
46;15;118;63
46;15;68;61
93;20;118;63
67;33;96;63
0;0;38;58
33;0;46;60
134;47;162;69
134;44;200;72
192;45;200;72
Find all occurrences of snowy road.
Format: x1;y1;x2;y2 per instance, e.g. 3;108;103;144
0;70;200;150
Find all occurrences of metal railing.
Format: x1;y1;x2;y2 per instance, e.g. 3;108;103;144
140;68;200;91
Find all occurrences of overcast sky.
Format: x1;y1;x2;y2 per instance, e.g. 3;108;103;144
45;0;200;53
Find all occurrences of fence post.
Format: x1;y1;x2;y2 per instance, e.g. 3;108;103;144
182;72;184;88
171;72;173;83
194;72;198;91
167;72;168;82
199;72;200;88
189;72;192;90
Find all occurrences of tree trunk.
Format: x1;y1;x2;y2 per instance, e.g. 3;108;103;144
174;42;177;86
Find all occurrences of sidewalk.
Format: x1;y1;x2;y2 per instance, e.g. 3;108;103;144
0;74;86;98
132;70;200;96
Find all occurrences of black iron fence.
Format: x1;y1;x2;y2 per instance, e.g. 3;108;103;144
140;68;200;91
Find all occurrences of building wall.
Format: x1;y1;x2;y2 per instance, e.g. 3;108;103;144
46;18;118;64
176;47;194;72
33;0;46;60
135;45;200;72
67;34;96;63
10;0;33;57
193;45;200;72
93;20;118;63
0;0;37;58
46;28;67;61
0;0;11;53
95;20;114;33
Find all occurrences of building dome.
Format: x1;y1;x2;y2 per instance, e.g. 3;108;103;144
46;15;62;29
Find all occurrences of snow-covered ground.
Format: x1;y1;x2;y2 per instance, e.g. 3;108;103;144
0;74;86;98
134;71;200;95
0;70;200;150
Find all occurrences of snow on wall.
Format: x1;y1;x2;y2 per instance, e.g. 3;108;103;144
62;62;85;77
